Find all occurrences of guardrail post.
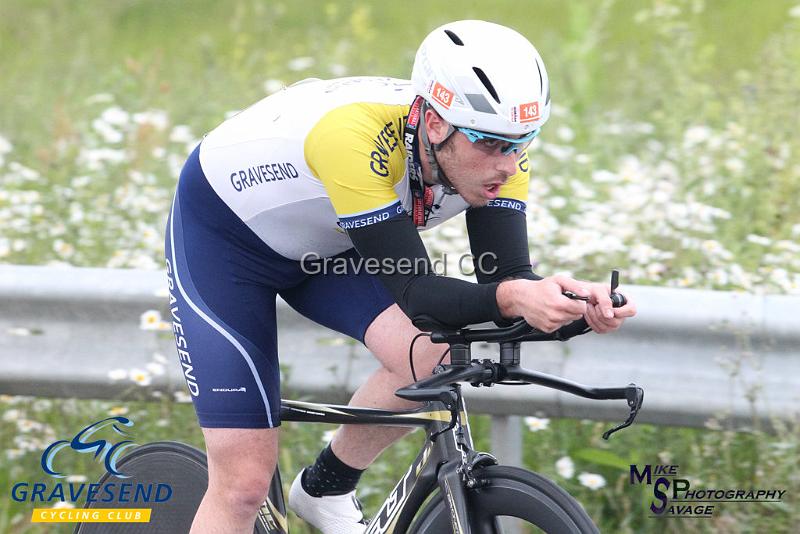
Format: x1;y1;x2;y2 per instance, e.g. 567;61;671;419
490;414;523;467
491;415;523;533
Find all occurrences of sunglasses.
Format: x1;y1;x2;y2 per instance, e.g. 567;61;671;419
456;127;540;155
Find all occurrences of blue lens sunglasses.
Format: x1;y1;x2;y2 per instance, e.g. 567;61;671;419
456;127;541;155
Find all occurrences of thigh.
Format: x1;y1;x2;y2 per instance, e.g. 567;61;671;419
279;248;396;344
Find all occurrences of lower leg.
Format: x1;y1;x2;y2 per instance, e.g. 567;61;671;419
330;367;424;469
310;305;446;475
300;367;419;496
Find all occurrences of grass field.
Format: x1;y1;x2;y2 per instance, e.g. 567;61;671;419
2;0;799;532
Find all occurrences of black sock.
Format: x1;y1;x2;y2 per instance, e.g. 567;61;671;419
301;444;365;497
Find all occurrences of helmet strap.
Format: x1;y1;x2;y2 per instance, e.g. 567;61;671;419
418;102;458;195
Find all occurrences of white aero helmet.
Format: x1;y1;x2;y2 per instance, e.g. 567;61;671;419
411;20;551;136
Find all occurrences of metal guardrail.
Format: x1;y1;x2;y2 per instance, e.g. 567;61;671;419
1;264;799;435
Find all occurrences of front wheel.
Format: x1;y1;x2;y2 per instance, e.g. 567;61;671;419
407;465;599;534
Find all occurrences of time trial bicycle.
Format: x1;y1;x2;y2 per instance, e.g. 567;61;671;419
75;272;643;533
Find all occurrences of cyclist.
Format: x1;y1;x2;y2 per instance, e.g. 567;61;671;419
165;19;636;534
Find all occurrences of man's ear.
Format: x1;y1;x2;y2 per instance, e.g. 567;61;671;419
423;108;450;144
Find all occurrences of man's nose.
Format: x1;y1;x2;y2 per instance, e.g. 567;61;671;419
497;151;519;176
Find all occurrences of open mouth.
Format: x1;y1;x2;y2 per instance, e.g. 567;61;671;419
484;184;501;198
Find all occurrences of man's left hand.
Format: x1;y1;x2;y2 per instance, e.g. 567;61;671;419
584;282;637;334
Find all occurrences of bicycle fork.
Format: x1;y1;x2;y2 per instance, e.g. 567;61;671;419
434;389;499;534
364;388;492;534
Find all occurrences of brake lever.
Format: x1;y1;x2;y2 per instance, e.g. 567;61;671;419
602;384;644;440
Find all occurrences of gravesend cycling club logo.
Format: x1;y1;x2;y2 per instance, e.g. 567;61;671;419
10;416;172;524
42;416;137;478
629;463;786;518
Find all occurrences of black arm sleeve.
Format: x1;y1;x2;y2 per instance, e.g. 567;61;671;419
346;215;506;329
466;206;591;335
465;206;542;283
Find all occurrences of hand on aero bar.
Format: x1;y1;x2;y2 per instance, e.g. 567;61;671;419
497;275;590;333
583;281;637;334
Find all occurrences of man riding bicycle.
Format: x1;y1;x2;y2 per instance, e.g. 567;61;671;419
165;19;636;534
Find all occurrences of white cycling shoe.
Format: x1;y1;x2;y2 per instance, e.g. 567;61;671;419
288;469;368;534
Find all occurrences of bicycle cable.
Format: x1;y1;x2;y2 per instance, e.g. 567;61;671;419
409;332;432;382
436;347;450;366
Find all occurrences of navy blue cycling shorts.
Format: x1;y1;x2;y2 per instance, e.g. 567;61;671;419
164;145;395;428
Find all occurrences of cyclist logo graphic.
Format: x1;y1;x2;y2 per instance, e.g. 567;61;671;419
41;416;138;479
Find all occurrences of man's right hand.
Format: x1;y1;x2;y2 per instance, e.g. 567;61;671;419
496;276;590;332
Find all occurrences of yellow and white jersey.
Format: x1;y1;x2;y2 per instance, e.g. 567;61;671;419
198;77;529;260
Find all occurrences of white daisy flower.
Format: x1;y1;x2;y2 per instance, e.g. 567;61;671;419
7;327;32;336
17;419;43;433
154;287;170;298
173;391;192;403
578;472;606;490
139;310;163;330
683;125;712;146
287;57;315;71
263;79;284;94
556;126;575;142
555;456;575;479
169;125;195;144
133;110;169;130
100;106;130;126
6;448;25;460
0;133;12;155
145;362;165;376
746;234;771;247
85;93;114;104
2;409;21;422
52;239;75;258
108;368;128;381
524;416;550;432
329;64;347;77
129;369;152;387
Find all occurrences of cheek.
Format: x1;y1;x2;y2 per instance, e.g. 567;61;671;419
456;151;487;173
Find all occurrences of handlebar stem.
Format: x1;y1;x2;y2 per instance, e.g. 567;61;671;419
499;342;521;366
450;343;471;366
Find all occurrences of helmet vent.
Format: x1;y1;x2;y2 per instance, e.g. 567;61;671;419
472;67;500;104
444;30;464;45
536;60;544;93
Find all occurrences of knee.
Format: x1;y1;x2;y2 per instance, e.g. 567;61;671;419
203;427;279;513
218;477;270;513
209;472;273;511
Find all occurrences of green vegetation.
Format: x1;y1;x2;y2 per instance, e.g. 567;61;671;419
1;395;797;533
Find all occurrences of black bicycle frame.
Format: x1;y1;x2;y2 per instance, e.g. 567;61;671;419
258;377;642;532
256;392;479;534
